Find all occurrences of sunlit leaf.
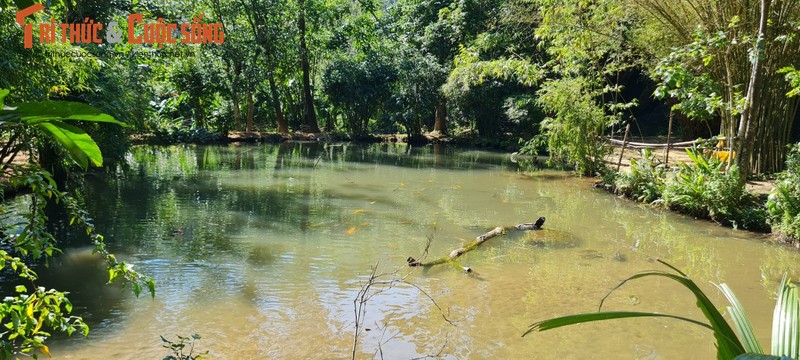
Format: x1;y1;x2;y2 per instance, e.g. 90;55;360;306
771;275;800;359
36;121;103;169
10;101;126;126
39;344;51;357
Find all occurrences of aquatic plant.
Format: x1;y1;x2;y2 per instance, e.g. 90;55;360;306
161;334;208;360
523;261;800;360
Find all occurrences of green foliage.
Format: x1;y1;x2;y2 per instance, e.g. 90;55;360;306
766;143;800;242
0;277;89;359
524;261;800;360
612;149;666;203
779;66;800;98
161;334;208;360
532;0;638;175
663;148;767;231
322;53;397;136
389;50;446;137
0;164;156;358
153;127;225;145
1;89;127;170
652;29;738;120
1;92;154;358
537;78;613;176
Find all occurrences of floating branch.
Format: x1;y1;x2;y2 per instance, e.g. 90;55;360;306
407;217;545;272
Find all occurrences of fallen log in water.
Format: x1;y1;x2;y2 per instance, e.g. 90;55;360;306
407;217;545;272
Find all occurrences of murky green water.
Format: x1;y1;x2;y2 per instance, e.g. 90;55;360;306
33;143;800;359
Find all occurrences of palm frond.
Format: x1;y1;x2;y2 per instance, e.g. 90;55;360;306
771;275;800;359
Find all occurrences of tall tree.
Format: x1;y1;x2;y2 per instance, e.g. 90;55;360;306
243;0;291;133
298;0;321;132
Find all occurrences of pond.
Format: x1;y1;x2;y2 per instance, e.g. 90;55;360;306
36;143;800;359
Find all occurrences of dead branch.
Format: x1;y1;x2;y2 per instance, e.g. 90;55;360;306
407;217;545;272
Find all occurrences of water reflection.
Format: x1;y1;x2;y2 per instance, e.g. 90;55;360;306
12;142;800;359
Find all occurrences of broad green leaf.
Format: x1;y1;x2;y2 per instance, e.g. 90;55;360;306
0;89;9;108
36;121;103;169
718;283;764;354
10;101;126;126
147;279;156;299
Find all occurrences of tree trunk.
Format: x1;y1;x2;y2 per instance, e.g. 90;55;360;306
298;0;320;133
231;63;242;132
268;73;288;134
734;0;770;181
246;90;255;133
194;99;205;129
434;97;447;133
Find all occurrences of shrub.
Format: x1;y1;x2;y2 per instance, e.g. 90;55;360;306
153;127;224;144
663;148;767;231
613;149;666;203
766;143;800;242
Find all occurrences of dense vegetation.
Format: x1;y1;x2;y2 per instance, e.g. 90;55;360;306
1;0;795;165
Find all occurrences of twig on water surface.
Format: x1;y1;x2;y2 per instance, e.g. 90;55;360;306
409;337;449;360
351;259;455;360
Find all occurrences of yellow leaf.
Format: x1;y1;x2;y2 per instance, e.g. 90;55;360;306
427;179;433;184
346;227;357;234
399;182;405;187
33;314;43;333
353;209;364;214
39;344;51;358
26;303;34;318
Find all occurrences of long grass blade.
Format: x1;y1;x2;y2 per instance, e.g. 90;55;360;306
717;283;764;354
772;275;800;359
596;266;745;359
522;311;714;337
